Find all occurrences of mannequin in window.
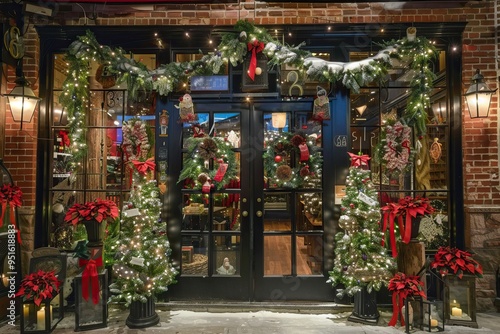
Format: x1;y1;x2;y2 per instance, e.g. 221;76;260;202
217;257;236;275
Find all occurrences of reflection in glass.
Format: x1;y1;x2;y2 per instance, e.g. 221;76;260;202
297;192;323;231
264;235;291;276
296;235;323;275
181;235;208;276
214;113;241;148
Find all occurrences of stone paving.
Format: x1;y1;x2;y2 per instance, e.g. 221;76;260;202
1;303;500;333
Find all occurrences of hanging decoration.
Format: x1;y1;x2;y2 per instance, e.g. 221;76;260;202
0;184;22;243
312;86;331;121
178;136;238;191
374;121;414;176
247;39;265;80
122;118;153;163
429;137;442;163
263;132;322;188
175;93;196;123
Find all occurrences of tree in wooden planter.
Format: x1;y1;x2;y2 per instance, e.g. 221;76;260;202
328;152;396;324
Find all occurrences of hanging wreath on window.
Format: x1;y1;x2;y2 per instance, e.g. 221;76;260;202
178;136;238;191
374;120;415;176
263;132;322;188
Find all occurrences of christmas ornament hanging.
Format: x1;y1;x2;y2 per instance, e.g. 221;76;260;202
429;137;442;163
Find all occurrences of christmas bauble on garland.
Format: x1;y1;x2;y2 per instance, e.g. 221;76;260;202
263;131;322;188
178;136;238;191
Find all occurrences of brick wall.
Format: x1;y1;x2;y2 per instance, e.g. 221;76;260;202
3;0;497;309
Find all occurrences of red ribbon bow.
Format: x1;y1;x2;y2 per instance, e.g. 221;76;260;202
0;184;23;243
348;152;370;168
81;259;100;304
59;131;70;148
247;40;265;81
132;158;156;175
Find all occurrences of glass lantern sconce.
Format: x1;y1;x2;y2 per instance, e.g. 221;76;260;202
464;69;497;119
74;268;108;331
4;75;41;130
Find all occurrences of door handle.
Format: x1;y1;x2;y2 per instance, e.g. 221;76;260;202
256;210;263;217
242;211;249;217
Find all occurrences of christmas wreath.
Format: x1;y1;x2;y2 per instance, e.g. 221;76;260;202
178;136;238;191
263;132;322;188
374;120;414;176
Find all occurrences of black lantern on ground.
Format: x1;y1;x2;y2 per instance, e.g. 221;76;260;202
464;69;497;119
19;294;64;334
405;297;444;333
74;268;108;331
442;274;478;328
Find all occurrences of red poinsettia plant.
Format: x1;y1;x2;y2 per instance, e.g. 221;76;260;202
15;270;61;306
381;196;434;257
64;198;119;226
388;272;426;327
430;246;483;279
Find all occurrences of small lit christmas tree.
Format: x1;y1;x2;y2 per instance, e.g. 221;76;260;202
109;118;177;311
328;152;395;298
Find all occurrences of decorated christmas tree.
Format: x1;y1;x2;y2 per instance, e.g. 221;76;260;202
328;152;395;298
109;118;177;307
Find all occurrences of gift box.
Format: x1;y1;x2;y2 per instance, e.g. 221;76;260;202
74;268;108;331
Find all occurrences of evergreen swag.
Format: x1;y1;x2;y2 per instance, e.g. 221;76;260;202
263;132;322;189
178;137;238;190
60;21;438;174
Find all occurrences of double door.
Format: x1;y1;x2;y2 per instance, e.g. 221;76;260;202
168;100;336;301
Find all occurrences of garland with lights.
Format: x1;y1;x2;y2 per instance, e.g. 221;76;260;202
178;136;238;191
263;132;322;189
60;21;437;175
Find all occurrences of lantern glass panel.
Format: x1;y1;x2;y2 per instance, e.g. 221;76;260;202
445;274;478;328
74;268;108;331
421;300;444;332
20;294;63;333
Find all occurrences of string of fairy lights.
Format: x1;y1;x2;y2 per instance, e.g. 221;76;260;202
60;20;437;172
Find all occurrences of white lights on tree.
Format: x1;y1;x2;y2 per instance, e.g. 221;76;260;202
464;69;497;119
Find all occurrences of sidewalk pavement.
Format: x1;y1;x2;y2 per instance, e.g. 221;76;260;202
2;303;500;333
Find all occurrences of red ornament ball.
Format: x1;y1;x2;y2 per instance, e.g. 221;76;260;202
274;155;283;163
350;203;355;208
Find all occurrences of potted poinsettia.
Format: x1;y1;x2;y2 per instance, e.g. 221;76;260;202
15;270;61;306
64;198;119;245
381;195;434;257
387;272;426;327
0;184;23;243
430;246;483;279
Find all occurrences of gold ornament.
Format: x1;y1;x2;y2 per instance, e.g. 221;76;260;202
429;137;442;163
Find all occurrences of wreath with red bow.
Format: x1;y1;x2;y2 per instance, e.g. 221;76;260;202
263;132;322;188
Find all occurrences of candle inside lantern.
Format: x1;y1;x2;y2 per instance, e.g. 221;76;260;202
36;307;45;330
430;318;438;327
450;299;460;308
23;304;30;320
451;307;463;317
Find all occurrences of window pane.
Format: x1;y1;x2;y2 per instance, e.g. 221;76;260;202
296;235;323;275
264;235;291;276
181;235;208;276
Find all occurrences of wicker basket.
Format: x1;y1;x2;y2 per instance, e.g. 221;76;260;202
182;254;208;275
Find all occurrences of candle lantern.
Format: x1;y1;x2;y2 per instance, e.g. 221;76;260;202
20;294;63;333
441;274;478;328
406;297;444;332
74;268;108;331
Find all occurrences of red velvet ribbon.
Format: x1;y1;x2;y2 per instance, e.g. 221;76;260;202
388;292;406;327
132;158;156;175
0;188;23;244
247;40;264;80
59;130;70;148
298;143;310;162
382;208;398;258
81;259;100;304
347;152;370;168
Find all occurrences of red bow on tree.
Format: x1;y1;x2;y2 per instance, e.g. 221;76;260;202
59;130;70;148
348;152;370;168
132;158;155;175
247;40;265;81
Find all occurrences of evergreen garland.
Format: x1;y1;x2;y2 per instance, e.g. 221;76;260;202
178;137;238;190
263;132;322;189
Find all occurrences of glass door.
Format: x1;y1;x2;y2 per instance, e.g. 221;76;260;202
251;101;335;301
